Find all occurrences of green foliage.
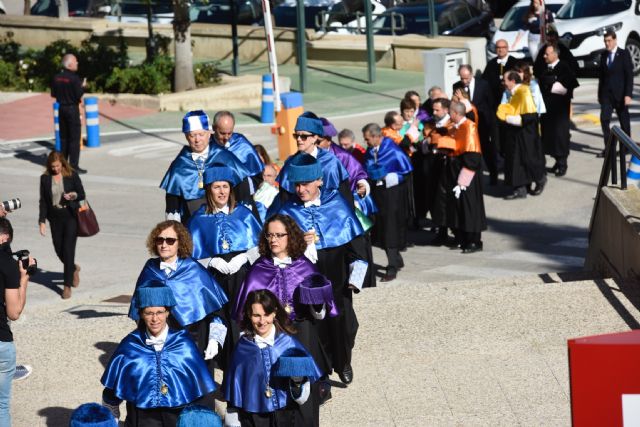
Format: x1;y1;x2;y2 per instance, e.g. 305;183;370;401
0;32;20;63
79;34;129;92
105;56;172;94
194;61;222;87
0;60;14;88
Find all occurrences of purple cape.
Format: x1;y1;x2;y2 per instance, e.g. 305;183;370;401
328;143;368;192
233;256;338;322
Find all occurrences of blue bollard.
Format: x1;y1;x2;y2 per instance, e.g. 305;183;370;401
627;156;640;188
53;102;61;151
84;97;100;148
260;74;274;124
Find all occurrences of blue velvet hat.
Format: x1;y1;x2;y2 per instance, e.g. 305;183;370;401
288;153;322;183
182;110;211;133
294;111;323;136
367;164;387;181
177;405;222;427
69;403;117;427
204;164;240;187
273;348;318;378
298;273;333;306
319;117;337;138
134;280;177;310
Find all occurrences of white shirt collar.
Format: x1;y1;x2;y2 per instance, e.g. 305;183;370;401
454;117;467;129
304;196;321;208
436;114;450;128
146;324;169;351
497;56;508;65
309;146;319;158
548;59;560;69
191;146;209;161
160;259;178;275
254;325;276;348
214;204;230;214
273;256;292;268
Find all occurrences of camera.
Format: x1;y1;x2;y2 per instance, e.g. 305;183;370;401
12;250;37;276
1;199;21;212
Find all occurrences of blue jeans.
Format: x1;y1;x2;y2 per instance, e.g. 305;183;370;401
0;341;15;427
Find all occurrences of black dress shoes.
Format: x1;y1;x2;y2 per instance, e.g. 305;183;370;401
76;167;88;175
554;166;567;177
462;242;483;254
380;273;397;282
504;187;527;200
339;365;353;385
530;176;547;196
318;380;332;405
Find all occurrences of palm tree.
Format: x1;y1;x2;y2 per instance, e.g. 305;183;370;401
172;0;196;91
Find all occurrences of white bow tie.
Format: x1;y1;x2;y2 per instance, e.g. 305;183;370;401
274;257;292;268
160;261;177;274
254;334;275;347
304;199;321;208
145;337;165;347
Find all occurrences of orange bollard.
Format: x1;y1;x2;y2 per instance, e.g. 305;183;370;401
274;93;303;161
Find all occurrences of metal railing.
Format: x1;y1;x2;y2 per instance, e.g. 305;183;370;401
589;125;639;239
314;11;405;35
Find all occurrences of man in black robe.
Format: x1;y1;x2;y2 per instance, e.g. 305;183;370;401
539;44;579;177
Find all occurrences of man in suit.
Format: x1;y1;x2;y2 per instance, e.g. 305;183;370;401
533;30;579;79
453;65;497;184
598;30;634;157
483;39;517;107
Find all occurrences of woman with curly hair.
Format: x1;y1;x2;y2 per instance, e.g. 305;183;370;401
233;214;336;426
223;290;322;427
128;220;229;371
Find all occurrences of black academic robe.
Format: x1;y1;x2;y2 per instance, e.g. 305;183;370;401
483;56;517;107
538;61;579;159
503;113;545;187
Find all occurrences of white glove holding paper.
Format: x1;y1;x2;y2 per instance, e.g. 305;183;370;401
165;212;181;222
505;115;522;126
304;243;318;263
453;185;467;199
551;81;568;95
224;410;241;427
208;257;231;274
384;172;399;188
227;253;248;274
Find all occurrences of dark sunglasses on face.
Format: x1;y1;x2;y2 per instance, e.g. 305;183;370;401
293;133;313;141
155;237;178;245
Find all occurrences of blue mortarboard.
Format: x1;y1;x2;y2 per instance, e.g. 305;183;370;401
319;117;337;138
298;273;333;306
273;348;318;378
287;153;322;183
177;405;222;427
134;280;176;310
69;403;117;427
182;110;211;133
204;164;240;187
367;164;387;181
295;112;323;136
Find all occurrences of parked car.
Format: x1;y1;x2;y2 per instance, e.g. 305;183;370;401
555;0;640;75
104;0;174;24
191;0;264;25
486;0;564;61
30;0;98;17
372;0;495;38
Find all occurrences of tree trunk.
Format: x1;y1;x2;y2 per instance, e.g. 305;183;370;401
173;0;196;92
24;0;31;15
57;0;69;19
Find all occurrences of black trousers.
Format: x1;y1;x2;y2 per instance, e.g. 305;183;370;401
385;248;404;276
124;393;215;427
58;105;82;170
48;207;77;286
601;95;632;147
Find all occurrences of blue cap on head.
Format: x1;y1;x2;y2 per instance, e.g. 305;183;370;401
204;164;240;187
367;164;387;181
294;112;323;136
319;117;337;138
134;280;176;310
69;403;117;427
287;153;322;183
273;348;318;378
177;405;222;427
182;110;211;133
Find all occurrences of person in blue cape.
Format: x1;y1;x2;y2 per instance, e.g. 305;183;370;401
223;289;322;427
129;220;228;373
275;112;352;208
267;153;367;389
102;282;216;426
362;122;414;282
159;110;253;225
188;164;263;369
211;111;265;196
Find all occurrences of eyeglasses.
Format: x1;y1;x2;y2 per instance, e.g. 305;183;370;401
496;45;508;49
265;233;288;240
142;309;169;318
293;133;313;141
155;237;178;246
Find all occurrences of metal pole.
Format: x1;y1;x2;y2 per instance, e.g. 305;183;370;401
296;0;307;92
231;0;239;76
261;0;281;112
428;0;437;38
364;0;375;83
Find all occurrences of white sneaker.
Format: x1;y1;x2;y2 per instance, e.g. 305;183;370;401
13;365;32;382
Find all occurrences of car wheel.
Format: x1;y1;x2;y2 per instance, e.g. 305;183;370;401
626;37;640;76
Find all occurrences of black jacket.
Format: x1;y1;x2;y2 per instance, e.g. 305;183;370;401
482;56;517;107
452;76;494;134
598;47;634;105
39;173;86;223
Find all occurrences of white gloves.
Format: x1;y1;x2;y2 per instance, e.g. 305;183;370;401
505;115;522;126
551;81;568;95
311;304;326;320
245;246;260;265
209;257;230;274
453;185;467;199
101;400;120;420
227;253;248;274
204;320;227;360
304;243;318;263
384;172;399;188
224;410;241;427
165;212;181;222
356;179;370;197
291;380;311;406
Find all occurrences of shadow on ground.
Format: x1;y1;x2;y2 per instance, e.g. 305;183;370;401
95;341;119;368
38;406;74;426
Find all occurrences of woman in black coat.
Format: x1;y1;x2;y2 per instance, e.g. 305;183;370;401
38;151;85;299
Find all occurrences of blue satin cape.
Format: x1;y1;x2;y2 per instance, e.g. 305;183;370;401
363;137;413;180
160;143;251;201
129;257;228;326
223;133;265;177
188;204;262;259
223;332;322;414
101;328;216;409
268;189;364;250
277;149;350;194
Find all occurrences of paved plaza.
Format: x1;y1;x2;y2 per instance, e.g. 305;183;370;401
0;71;639;425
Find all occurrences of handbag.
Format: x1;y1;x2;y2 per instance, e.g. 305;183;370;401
76;200;99;237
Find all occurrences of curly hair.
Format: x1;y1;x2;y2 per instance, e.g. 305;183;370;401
258;214;307;259
240;289;296;338
146;220;193;258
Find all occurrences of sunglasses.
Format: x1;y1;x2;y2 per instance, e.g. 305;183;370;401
155;237;178;245
293;133;313;141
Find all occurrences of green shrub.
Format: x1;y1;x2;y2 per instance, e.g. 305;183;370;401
194;61;221;87
0;60;14;88
105;61;171;94
0;32;20;63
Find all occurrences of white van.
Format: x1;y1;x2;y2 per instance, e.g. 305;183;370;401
555;0;640;75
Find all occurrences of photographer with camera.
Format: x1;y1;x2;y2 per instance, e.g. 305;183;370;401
0;217;35;427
